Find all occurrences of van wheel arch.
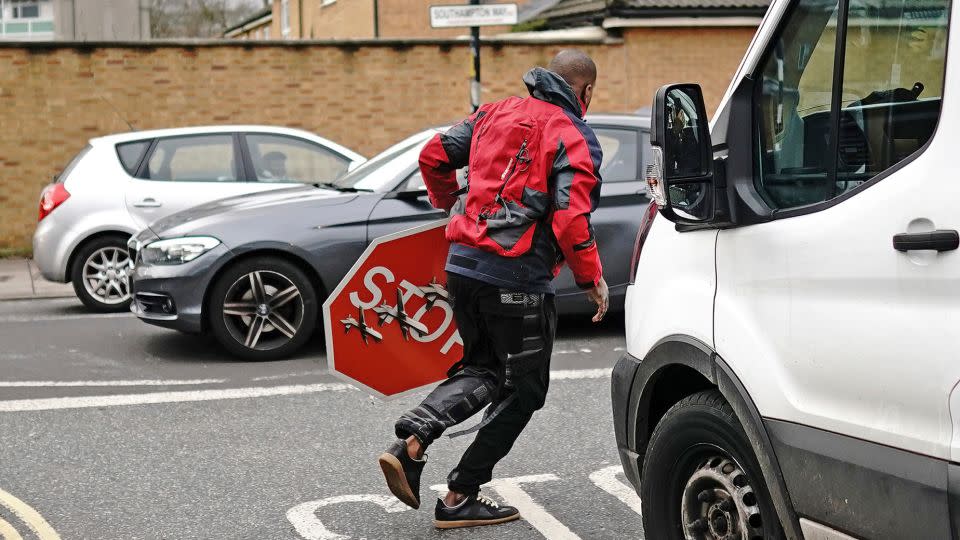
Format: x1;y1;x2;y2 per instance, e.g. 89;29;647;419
628;336;803;539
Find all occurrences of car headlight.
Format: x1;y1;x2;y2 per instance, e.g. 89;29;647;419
141;236;221;265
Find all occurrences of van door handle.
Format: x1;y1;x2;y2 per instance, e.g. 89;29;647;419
892;230;959;252
133;198;162;208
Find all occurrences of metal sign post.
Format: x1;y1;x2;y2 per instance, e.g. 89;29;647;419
470;0;481;112
429;3;519;112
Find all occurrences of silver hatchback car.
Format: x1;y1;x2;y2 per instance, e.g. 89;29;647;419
33;125;365;312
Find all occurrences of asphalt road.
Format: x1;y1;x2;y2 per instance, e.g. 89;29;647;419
0;297;643;540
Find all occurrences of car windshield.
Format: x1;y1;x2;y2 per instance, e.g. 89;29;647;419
330;129;439;191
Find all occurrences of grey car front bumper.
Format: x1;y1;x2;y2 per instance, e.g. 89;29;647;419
129;244;232;334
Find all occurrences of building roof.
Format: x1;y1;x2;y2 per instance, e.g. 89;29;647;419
520;0;770;26
223;7;272;37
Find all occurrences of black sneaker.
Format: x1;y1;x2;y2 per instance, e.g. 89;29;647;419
378;439;426;509
434;493;520;529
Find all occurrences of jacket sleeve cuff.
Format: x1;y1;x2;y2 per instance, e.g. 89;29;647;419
575;275;601;290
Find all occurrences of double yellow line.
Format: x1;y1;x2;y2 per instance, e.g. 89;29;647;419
0;487;60;540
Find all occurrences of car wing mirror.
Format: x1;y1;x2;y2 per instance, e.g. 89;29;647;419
648;83;715;224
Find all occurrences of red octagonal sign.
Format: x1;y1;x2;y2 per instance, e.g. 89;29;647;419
323;220;462;397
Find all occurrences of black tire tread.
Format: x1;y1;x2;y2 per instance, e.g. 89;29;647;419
641;388;785;540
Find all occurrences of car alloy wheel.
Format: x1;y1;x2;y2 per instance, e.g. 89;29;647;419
221;270;304;351
82;246;131;306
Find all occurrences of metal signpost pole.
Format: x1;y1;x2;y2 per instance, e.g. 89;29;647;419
428;3;517;112
470;0;481;112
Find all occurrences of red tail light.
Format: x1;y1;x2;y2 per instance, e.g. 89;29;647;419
38;184;70;222
628;202;658;285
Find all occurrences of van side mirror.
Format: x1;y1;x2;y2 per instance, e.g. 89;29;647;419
648;83;715;224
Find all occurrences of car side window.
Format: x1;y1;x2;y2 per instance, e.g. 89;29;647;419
116;140;150;175
246;134;350;184
143;135;238;182
755;0;949;210
594;128;640;182
403;170;427;191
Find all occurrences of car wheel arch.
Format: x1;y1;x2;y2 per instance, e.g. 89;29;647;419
66;230;132;280
627;335;803;539
201;248;327;333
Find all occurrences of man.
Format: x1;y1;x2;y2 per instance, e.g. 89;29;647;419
261;151;287;181
378;49;608;529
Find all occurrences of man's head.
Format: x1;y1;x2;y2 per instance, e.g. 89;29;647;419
548;49;597;113
263;151;287;179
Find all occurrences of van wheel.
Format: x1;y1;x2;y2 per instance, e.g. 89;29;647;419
641;390;784;540
71;235;133;313
207;257;318;361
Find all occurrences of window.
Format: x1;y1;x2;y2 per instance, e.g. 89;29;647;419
245;134;350;183
116;140;151;175
593;128;640;182
402;170;427;192
281;0;290;37
755;0;949;211
144;135;238;182
263;26;270;39
11;1;40;19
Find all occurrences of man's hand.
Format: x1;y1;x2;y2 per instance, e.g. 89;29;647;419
586;277;609;323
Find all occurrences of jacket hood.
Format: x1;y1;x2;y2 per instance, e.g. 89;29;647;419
523;67;584;118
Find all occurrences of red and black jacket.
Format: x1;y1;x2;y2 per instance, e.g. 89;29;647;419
420;67;603;291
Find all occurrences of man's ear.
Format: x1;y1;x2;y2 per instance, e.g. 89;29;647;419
581;83;594;113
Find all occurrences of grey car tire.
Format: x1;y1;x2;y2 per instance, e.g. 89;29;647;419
207;257;319;361
70;235;133;313
640;390;784;540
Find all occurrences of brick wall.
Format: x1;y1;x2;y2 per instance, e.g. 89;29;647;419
0;29;753;251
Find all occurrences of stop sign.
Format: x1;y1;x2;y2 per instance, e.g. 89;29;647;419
322;220;463;397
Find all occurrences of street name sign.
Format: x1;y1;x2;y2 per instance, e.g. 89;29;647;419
429;3;519;28
323;220;463;398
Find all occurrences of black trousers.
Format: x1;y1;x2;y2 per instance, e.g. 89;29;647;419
394;273;557;496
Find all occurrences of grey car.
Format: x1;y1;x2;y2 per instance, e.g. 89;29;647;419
129;115;650;360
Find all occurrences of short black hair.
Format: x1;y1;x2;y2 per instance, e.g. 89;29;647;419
548;49;597;91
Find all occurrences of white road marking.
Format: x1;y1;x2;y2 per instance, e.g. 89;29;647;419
0;516;24;540
588;465;643;516
549;368;611;380
0;487;61;540
250;371;323;382
0;383;354;413
0;313;130;323
487;475;581;540
0;378;227;387
0;369;606;413
286;494;409;540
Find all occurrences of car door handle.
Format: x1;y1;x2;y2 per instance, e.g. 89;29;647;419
133;198;162;208
892;230;959;252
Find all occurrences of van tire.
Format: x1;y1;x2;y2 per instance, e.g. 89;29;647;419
641;390;785;540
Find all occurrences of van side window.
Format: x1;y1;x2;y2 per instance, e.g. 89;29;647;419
755;0;949;210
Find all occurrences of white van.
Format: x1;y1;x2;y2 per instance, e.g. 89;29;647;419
612;0;958;538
